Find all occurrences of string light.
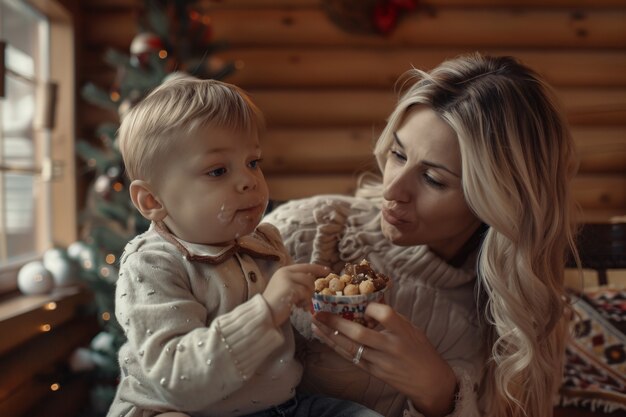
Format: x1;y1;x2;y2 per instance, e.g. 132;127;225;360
50;383;60;391
159;50;168;59
102;311;111;321
100;267;110;278
110;91;121;102
40;324;52;332
83;260;93;269
113;182;124;192
43;302;57;311
105;254;116;264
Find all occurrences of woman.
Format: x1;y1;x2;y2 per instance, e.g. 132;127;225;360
264;53;579;417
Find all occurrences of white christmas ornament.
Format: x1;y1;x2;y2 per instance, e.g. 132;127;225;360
91;331;115;353
18;261;54;295
68;348;96;371
43;253;78;287
67;241;89;260
43;247;65;264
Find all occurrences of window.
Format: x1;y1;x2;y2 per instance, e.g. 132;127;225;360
0;0;76;293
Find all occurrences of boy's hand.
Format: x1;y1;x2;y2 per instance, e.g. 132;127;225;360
263;263;329;326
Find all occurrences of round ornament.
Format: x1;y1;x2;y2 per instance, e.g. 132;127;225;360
130;32;165;67
43;254;78;287
68;347;96;371
94;174;112;197
67;241;89;260
43;247;65;265
91;331;115;352
18;261;54;295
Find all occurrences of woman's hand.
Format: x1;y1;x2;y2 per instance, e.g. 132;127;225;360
312;302;457;417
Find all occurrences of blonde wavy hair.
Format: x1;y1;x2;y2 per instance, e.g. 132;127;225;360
358;53;579;416
118;73;264;182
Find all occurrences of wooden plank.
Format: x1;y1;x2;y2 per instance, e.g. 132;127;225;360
80;47;626;89
574;210;626;224
421;0;626;5
197;0;626;9
572;174;626;210
213;9;626;48
0;287;92;356
0;317;97;403
85;0;316;8
266;174;626;217
261;126;625;174
572;126;626;173
0;379;51;417
84;9;626;49
81;87;626;130
267;174;359;201
216;48;626;88
84;0;626;10
252;90;402;127
253;88;626;127
559;88;626;125
267;174;626;220
28;375;91;417
262;128;378;174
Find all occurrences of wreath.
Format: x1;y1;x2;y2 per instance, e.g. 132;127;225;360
321;0;418;35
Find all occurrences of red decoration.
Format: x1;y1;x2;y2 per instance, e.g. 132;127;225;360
374;0;418;34
322;0;418;36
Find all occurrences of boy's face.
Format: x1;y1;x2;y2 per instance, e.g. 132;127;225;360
154;125;269;245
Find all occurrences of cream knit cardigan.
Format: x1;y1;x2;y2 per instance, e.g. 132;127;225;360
264;195;486;417
107;223;300;417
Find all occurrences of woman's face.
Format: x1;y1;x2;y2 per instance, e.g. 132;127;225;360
381;105;482;261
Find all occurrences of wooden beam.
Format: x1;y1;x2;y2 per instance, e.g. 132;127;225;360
262;127;378;174
267;173;626;211
260;126;626;174
0;287;92;356
267;174;359;201
215;48;626;88
251;88;626;127
572;126;626;173
81;87;626;131
83;0;626;11
27;375;91;417
84;9;626;49
81;47;626;90
559;88;626;125
0;379;51;417
0;317;97;403
572;174;626;210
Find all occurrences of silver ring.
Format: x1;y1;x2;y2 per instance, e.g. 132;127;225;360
352;344;365;365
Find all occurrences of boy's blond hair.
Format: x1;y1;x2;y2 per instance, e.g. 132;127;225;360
118;73;265;182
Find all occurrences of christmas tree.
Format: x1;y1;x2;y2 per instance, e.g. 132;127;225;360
64;1;235;414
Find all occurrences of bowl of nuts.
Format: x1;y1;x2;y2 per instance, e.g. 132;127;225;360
311;259;391;325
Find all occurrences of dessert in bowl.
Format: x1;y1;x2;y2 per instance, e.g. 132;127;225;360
312;259;391;325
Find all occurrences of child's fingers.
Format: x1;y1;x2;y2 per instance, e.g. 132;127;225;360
285;263;330;278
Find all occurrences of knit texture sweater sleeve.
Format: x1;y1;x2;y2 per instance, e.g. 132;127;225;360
264;195;485;417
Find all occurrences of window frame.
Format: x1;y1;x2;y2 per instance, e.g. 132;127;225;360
0;0;76;294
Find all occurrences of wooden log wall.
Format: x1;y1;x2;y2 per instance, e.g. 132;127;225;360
79;0;626;223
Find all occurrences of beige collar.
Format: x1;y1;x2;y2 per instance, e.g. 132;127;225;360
153;221;281;265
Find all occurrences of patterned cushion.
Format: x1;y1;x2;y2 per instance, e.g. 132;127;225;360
559;285;626;413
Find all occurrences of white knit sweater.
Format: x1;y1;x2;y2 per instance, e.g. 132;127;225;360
264;195;486;417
